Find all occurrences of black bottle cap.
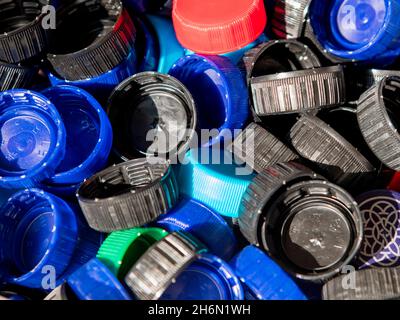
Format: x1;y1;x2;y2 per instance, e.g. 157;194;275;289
107;72;196;161
0;61;36;91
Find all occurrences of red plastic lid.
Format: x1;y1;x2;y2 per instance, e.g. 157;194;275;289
172;0;267;54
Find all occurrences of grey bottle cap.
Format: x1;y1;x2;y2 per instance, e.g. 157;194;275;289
77;157;179;232
44;283;69;300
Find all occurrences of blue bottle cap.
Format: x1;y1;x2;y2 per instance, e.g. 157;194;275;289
41;85;113;186
123;0;168;13
39;182;81;198
160;253;244;300
169;55;249;147
178;148;254;218
0;189;78;289
155;198;237;261
230;246;307;300
146;14;186;74
309;0;400;61
67;258;132;300
134;16;159;72
47;49;137;103
0;90;66;189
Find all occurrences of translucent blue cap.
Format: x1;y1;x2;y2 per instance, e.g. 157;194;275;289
230;246;307;300
0;189;78;289
0;90;66;189
155;198;237;261
146;14;186;74
47;49;137;103
169;55;249;147
160;253;244;300
41;85;113;186
67;258;132;300
310;0;400;61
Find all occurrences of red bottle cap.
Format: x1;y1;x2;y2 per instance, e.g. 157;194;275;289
172;0;267;54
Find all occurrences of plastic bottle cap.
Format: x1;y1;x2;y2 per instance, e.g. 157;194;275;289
172;0;267;54
160;253;244;300
107;72;196;161
77;157;179;232
155;198;237;261
96;228;169;279
0;189;78;288
178;148;255;218
230;246;307;300
169;54;249;147
0;90;66;189
41;85;112;186
134;16;159;72
67;258;132;300
0;0;49;63
355;190;400;268
0;62;36;91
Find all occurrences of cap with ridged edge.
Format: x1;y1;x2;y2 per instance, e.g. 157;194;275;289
0;89;66;189
172;0;267;55
47;1;136;81
290;114;375;186
250;65;346;115
169;54;249;147
77;157;179;232
256;179;363;282
125;231;207;300
0;0;50;63
67;258;132;300
229;122;298;173
357;76;400;170
355;190;400;269
272;0;311;39
0;62;36;91
154;198;237;261
229;245;307;300
364;69;400;91
238;161;318;245
241;39;322;84
322;267;400;300
96;227;168;279
178;148;255;219
0;189;78;289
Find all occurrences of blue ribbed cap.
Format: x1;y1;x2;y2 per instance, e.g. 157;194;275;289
0;90;66;189
169;55;249;147
310;0;400;62
0;189;78;289
41;85;113;186
161;253;244;300
230;246;307;300
155;198;237;260
67;258;132;300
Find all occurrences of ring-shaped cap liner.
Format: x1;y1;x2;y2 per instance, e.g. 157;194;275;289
0;90;66;188
0;0;50;63
169;55;249;147
262;180;363;282
42;85;112;185
160;253;244;300
309;0;400;61
155;198;237;260
107;72;196;161
229;245;307;300
47;0;136;80
0;189;78;288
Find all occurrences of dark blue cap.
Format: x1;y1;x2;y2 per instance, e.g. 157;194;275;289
41;85;113;186
123;0;168;13
154;198;237;261
146;14;186;74
310;0;400;61
47;49;137;103
134;16;159;72
0;90;66;189
169;55;249;147
67;258;132;300
160;253;244;300
0;189;78;289
230;246;307;300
